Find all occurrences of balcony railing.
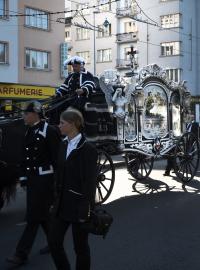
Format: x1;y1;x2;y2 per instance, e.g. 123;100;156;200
116;6;137;17
116;59;132;69
116;32;138;43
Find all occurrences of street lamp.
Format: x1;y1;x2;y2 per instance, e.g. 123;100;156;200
93;11;109;75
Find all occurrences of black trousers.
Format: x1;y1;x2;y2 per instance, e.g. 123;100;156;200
15;220;48;259
165;157;174;173
48;217;90;270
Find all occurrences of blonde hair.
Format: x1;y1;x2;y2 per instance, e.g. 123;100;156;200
60;108;84;132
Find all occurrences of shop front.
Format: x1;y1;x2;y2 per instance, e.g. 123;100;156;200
0;83;56;113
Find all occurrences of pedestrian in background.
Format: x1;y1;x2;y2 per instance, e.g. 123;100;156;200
48;108;98;270
163;155;174;176
186;114;199;138
7;101;60;266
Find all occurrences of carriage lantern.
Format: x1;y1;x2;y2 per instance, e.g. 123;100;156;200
134;86;145;112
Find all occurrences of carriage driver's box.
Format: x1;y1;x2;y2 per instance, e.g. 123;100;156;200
84;103;117;138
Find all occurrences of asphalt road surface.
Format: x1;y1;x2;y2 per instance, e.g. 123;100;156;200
1;160;200;270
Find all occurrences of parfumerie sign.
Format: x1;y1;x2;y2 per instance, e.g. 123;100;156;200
0;84;55;99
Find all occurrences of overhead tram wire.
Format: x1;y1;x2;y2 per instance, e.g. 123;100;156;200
134;0;200;40
1;1;200;57
0;0;120;18
74;7;200;58
2;0;200;41
0;7;66;26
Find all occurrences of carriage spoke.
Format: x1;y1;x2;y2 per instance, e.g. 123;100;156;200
175;132;199;182
96;185;104;201
99;181;109;192
125;153;154;180
95;150;115;205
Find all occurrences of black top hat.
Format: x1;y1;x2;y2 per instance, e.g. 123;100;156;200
24;101;43;114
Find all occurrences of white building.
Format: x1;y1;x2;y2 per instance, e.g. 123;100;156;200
66;0;200;100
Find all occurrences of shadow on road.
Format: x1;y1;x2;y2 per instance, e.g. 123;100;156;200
99;188;200;270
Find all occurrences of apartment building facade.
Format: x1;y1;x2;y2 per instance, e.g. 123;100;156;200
66;0;200;116
0;0;65;108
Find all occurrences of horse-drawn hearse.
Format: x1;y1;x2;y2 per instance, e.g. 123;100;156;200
0;63;199;210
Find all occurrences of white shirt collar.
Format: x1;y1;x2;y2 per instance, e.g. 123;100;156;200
66;133;82;145
65;133;82;158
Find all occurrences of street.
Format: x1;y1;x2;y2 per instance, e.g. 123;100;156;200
1;160;200;270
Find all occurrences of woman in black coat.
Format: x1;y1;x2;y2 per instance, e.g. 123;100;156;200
48;108;98;270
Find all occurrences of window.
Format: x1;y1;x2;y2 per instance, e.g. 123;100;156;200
77;51;90;63
25;49;49;69
124;21;137;33
166;68;182;82
76;27;89;40
97;24;111;38
25;7;49;30
0;42;8;63
161;41;181;56
65;30;70;39
0;0;7;18
98;0;111;11
97;49;112;62
161;14;181;28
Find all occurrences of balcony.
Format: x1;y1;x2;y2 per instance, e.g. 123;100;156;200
116;59;132;69
116;32;138;43
116;6;137;17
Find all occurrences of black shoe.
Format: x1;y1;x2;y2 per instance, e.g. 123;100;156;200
40;245;50;255
6;255;27;266
163;171;170;176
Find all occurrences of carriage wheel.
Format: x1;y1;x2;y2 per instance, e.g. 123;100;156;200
125;152;154;180
95;150;115;205
174;132;200;183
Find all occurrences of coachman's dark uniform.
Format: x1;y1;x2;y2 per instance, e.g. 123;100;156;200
56;70;96;111
15;120;60;260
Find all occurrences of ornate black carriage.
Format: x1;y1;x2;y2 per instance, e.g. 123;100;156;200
0;64;199;210
83;64;199;204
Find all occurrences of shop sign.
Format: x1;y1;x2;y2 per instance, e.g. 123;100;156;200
0;84;55;99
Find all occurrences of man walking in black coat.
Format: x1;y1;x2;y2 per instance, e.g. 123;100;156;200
186;115;199;138
7;101;60;266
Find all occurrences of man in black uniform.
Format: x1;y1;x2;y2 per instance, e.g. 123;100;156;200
7;101;60;266
56;55;96;111
186;114;199;138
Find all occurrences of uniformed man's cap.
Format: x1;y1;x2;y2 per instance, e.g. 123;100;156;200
24;101;43;114
64;56;85;66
